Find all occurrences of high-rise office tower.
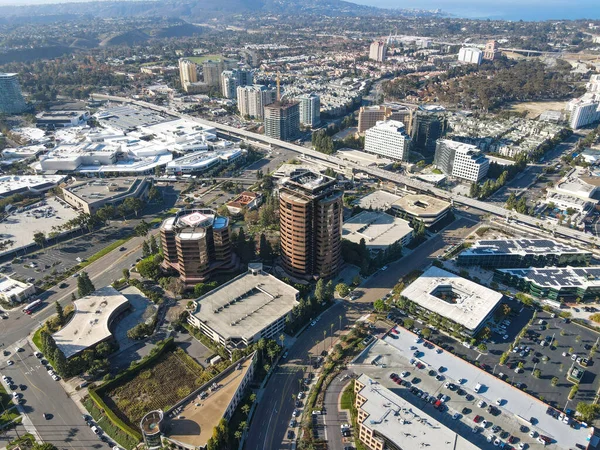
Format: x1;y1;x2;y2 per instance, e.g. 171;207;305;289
483;40;499;61
413;113;445;156
160;209;234;287
278;171;343;280
369;41;387;62
221;69;254;99
0;73;26;115
297;93;321;128
203;61;223;87
364;120;411;161
264;101;300;141
237;85;276;119
178;59;198;90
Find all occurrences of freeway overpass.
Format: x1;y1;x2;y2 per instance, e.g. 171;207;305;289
91;94;595;246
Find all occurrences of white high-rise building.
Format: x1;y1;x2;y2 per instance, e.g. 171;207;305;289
434;140;489;182
364;120;411;161
458;47;483;65
178;59;198;90
237;85;276;120
221;69;254;99
369;41;387;62
0;73;26;114
297;93;320;128
568;98;600;129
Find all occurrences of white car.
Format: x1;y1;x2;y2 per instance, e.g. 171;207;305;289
34;351;43;358
1;375;9;382
518;444;527;450
52;374;60;381
496;398;502;405
494;438;501;446
478;400;486;408
6;360;13;366
452;412;459;420
48;369;55;376
529;430;537;438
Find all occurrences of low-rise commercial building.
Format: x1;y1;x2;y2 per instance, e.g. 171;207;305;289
165;148;243;175
0;276;35;305
355;190;401;211
0;175;64;198
342;210;412;254
62;177;150;215
392;193;451;228
160;209;235;286
225;191;262;216
354;374;479;450
36;111;90;128
364;120;411;162
457;239;592;268
494;266;600;302
52;286;131;359
188;264;299;352
400;266;503;335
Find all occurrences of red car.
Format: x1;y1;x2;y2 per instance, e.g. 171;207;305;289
473;415;482;423
508;435;515;443
391;328;400;334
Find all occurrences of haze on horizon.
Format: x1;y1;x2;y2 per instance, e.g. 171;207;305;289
0;0;599;20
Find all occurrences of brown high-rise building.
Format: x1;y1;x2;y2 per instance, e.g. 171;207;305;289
358;105;414;134
160;209;235;286
483;40;499;61
278;171;343;280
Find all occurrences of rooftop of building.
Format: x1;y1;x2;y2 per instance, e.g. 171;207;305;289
355;373;480;450
367;119;407;133
282;170;336;193
401;266;503;331
335;148;394;166
53;286;131;358
94;105;173;130
166;354;254;448
460;239;589;258
191;267;299;341
65;177;143;203
161;209;227;235
226;191;260;208
497;266;600;289
437;139;479;153
0;276;33;298
0;175;64;196
342;211;412;249
264;100;299;110
166;148;242;169
393;193;451;216
36;111;88;119
355;190;401;211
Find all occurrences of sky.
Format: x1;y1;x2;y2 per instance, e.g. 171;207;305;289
352;0;600;21
0;0;598;20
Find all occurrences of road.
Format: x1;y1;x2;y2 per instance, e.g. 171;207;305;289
91;94;595;246
0;233;148;346
0;342;104;450
322;371;351;450
245;215;480;450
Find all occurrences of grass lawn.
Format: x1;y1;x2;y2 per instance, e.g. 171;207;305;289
340;382;354;410
7;433;34;450
81;237;132;266
102;347;222;427
186;54;222;64
0;385;13;410
0;409;20;428
32;326;43;351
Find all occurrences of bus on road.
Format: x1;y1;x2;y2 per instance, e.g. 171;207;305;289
22;299;42;315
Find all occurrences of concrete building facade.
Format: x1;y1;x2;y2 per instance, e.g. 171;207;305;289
278;171;343;280
264;101;300;141
458;47;483;65
221;69;253;99
0;73;27;115
179;59;198;92
297;93;321;128
434;139;489;182
483;40;499;60
357;105;414;134
369;41;387;62
160;209;235;286
237;85;276;120
364;120;411;161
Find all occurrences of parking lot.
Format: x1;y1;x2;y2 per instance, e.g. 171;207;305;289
353;330;591;450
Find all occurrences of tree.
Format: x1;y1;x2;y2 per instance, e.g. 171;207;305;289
241;404;250;415
135;220;151;237
148;186;161;202
33;231;46;249
70;292;76;302
551;376;559;386
315;279;326;303
142;240;151;258
373;299;388;312
336;283;350;297
137;257;162;281
421;328;432;339
77;272;95;297
123;197;144;217
533;368;541;378
259;233;272;261
325;280;334;301
96;204;115;224
149;235;159;254
122;268;130;280
55;301;65;326
352;274;361;287
576;402;600;422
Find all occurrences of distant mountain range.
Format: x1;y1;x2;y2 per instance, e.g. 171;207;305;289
0;0;444;19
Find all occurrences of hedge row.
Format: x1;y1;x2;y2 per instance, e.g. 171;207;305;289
85;337;176;445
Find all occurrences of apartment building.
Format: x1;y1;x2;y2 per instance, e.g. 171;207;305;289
264;101;300;141
458;47;483;65
434;139;489;182
357;104;414;134
369;41;387;62
297;93;321;128
0;73;27;115
221;69;253;99
237;85;276;120
179;59;198;92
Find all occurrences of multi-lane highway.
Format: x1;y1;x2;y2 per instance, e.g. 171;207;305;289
91;94;594;245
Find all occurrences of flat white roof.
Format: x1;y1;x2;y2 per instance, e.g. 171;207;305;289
0;175;64;196
355;190;401;210
376;332;593;449
53;286;130;358
356;374;480;450
393;193;451;216
192;270;299;341
401;266;503;331
342;210;412;250
0;276;33;298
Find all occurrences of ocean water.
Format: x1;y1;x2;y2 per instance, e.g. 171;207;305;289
354;0;600;20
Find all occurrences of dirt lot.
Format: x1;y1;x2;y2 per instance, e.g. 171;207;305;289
507;101;568;119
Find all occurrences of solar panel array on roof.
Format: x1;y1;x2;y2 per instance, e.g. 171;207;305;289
498;266;600;288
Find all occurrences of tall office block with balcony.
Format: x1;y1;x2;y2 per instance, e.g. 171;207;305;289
278;171;342;280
